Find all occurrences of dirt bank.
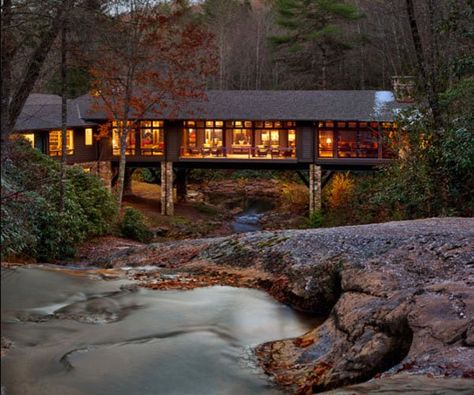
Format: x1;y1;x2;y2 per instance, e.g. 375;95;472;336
92;217;474;393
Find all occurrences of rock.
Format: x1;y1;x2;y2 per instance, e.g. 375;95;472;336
91;218;474;392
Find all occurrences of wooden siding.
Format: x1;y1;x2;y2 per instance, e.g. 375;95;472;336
67;128;99;163
296;122;315;163
165;120;181;162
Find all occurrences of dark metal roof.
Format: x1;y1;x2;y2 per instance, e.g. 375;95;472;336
16;90;406;131
14;94;97;131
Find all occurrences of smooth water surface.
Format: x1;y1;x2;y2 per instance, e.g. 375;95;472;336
1;266;318;395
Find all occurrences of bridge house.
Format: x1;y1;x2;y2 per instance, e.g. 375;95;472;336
14;90;406;215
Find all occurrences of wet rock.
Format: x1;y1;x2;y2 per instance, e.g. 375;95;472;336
89;218;474;392
1;337;13;357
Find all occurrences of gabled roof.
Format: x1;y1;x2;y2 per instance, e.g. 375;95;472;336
15;90;407;131
76;90;406;122
14;94;97;131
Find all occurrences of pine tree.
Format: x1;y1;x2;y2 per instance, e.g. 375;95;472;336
272;0;361;89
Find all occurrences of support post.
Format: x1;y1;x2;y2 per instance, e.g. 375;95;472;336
309;164;322;215
161;161;174;216
176;168;187;203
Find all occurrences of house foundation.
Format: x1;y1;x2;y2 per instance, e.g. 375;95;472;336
309;164;322;215
161;161;174;215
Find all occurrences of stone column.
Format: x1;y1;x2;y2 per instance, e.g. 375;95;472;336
161;161;174;216
309;164;322;215
176;168;187;203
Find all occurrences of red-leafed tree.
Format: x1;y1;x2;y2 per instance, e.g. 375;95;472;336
90;0;216;207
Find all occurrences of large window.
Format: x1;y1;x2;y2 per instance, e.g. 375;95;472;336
112;121;135;155
182;120;224;156
180;119;296;159
317;121;384;159
140;120;164;155
49;130;74;156
254;121;296;158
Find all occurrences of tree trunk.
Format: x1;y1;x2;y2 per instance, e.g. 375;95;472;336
59;23;68;212
405;0;442;127
2;3;67;140
115;128;128;208
320;46;328;90
1;0;12;139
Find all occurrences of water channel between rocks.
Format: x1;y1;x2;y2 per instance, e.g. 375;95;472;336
1;266;320;395
229;199;275;233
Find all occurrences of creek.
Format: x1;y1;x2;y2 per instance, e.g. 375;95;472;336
230;199;274;233
1;266;318;395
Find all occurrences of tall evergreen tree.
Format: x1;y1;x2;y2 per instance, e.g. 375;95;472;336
272;0;361;89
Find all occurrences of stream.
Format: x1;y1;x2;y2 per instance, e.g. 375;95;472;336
230;199;274;233
1;266;319;395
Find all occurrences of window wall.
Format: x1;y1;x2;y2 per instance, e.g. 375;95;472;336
112;121;135;155
49;130;74;156
140;121;164;155
181;120;297;159
317;121;391;159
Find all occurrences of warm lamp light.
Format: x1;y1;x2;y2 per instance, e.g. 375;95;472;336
326;137;332;144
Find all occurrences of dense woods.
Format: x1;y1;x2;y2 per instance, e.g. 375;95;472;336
1;0;473;260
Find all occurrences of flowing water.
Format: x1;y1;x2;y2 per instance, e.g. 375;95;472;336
231;199;274;233
1;266;319;395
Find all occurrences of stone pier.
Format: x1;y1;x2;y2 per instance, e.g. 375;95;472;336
309;164;322;215
161;161;174;216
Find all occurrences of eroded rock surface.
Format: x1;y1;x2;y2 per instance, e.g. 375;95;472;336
94;218;474;393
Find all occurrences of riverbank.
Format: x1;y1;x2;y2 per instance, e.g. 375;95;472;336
83;217;474;393
119;179;308;240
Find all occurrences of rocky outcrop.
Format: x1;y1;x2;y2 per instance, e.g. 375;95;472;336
95;218;474;393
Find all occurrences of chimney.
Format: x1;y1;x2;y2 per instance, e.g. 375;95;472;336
391;76;416;103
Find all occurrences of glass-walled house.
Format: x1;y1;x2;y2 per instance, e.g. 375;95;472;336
181;120;297;159
317;121;396;159
112;120;164;156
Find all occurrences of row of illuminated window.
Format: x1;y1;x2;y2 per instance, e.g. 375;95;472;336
184;120;296;129
21;129;94;156
183;128;296;148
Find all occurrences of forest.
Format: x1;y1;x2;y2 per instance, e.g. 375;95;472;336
1;0;473;260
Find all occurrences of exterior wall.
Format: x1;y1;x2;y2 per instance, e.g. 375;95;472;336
165;120;181;162
296;121;315;163
68;128;99;163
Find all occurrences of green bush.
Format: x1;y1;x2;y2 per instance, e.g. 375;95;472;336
1;139;117;261
306;210;325;228
119;207;153;243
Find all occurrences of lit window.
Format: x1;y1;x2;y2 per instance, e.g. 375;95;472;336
23;133;35;147
49;130;74;156
85;128;93;145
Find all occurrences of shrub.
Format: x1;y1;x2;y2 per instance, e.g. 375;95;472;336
306;210;325;228
119;207;153;243
1;139;117;261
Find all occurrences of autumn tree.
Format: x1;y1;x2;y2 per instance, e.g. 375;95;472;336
90;0;215;207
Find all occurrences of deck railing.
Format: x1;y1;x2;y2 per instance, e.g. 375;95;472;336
180;146;296;159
